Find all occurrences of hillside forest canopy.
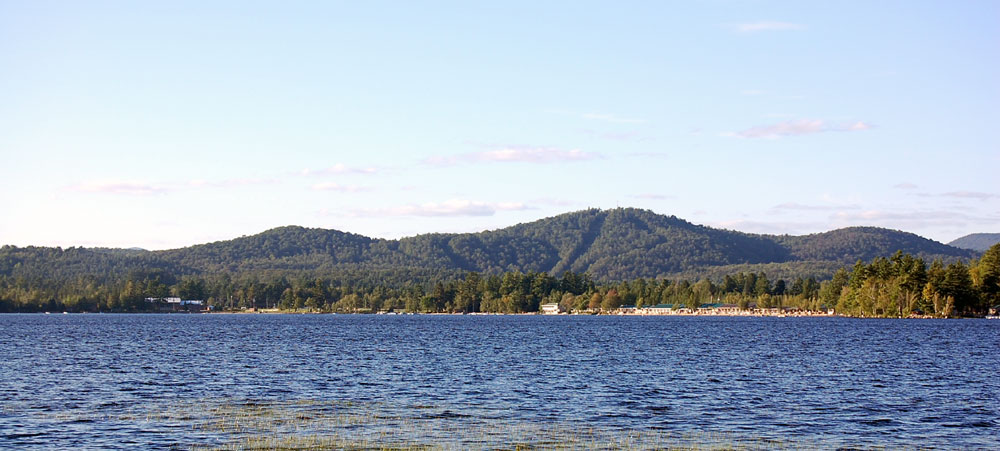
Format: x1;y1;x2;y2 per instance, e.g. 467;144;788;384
2;244;998;318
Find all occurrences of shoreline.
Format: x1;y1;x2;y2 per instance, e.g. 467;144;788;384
17;310;979;319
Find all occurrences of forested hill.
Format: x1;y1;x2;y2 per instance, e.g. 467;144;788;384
0;208;978;283
775;227;976;263
151;208;795;279
948;233;1000;252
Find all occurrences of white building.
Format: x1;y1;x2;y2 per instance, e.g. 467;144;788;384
540;303;563;314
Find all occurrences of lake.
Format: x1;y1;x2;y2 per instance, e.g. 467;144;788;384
1;314;998;449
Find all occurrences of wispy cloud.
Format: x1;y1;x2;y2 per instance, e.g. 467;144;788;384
549;109;646;124
424;147;601;166
713;208;1000;238
734;119;822;138
632;193;676;200
770;202;861;212
580;112;646;124
311;182;370;192
70;181;170;196
530;198;576;207
299;163;378;176
893;183;919;190
188;178;278;188
71;177;278;196
909;190;999;200
735;22;806;33
581;129;650;142
941;191;998;200
625;152;669;159
349;199;533;218
729;119;873;139
830;209;1000;232
708;219;828;236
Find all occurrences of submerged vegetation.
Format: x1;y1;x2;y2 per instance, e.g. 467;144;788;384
1;243;997;318
53;398;815;450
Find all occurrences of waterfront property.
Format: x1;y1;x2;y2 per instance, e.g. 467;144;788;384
540;303;563;314
616;303;833;316
144;297;206;312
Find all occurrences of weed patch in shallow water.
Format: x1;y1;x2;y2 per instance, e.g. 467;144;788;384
144;399;816;450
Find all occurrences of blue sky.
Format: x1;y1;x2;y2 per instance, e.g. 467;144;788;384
2;1;998;250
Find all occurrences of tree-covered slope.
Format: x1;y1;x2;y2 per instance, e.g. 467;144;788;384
156;226;379;270
0;208;979;283
388;208;793;279
537;208;791;279
775;227;978;264
948;233;1000;252
0;245;181;282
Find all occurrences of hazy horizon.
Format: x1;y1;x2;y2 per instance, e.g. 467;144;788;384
3;1;997;250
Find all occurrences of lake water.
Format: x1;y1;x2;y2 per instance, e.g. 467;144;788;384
1;314;998;449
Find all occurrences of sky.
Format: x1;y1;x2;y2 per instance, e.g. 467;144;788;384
1;1;998;250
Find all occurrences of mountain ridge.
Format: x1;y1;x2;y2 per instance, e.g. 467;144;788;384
948;233;1000;252
1;208;979;282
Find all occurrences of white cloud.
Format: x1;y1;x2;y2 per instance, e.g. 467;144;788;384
626;152;669;159
730;119;873;139
893;183;919;190
300;163;377;176
734;119;824;138
70;181;170;196
580;129;650;142
770;202;860;212
847;121;871;131
349;199;533;218
941;191;998;200
580;112;646;124
735;22;806;33
707;219;828;236
632;193;676;200
831;209;1000;231
71;177;279;196
424;147;601;166
530;198;576;207
548;109;646;124
188;178;278;188
908;190;999;200
311;182;370;192
709;206;1000;241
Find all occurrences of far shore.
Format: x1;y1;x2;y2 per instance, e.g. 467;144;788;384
26;308;972;319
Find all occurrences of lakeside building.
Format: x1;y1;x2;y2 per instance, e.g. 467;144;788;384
614;302;828;316
144;297;206;312
636;304;690;315
540;303;564;314
697;303;740;315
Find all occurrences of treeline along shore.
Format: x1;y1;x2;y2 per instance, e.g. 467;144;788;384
2;245;998;318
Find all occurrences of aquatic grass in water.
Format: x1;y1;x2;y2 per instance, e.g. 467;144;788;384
113;398;814;450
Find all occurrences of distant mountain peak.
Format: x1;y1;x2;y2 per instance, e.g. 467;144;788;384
949;233;1000;252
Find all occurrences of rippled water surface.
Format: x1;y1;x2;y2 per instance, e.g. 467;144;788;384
2;314;998;449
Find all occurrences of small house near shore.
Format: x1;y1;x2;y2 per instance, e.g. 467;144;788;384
144;297;205;312
540;303;564;314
